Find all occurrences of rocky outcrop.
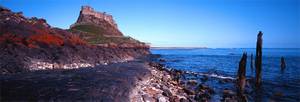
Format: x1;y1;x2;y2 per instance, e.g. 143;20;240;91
70;6;123;37
0;6;149;74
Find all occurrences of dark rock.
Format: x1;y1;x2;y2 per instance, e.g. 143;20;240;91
159;58;166;62
157;96;168;102
169;96;180;102
222;89;236;98
162;89;172;97
195;92;211;101
183;88;196;95
187;80;198;86
273;92;284;97
200;76;208;82
142;94;156;102
179;98;189;102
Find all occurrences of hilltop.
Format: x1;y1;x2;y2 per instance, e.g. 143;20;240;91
69;6;147;48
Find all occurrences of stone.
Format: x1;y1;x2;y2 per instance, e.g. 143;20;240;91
179;98;189;102
223;89;236;98
200;76;209;82
158;96;168;102
187;80;198;86
162;89;172;97
183;88;195;95
169;96;181;102
273;92;284;97
142;94;156;102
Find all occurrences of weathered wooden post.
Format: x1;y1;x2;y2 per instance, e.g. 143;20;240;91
250;53;254;71
237;53;247;102
237;53;247;90
281;56;286;70
255;31;263;87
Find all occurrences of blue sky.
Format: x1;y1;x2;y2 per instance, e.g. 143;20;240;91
1;0;299;48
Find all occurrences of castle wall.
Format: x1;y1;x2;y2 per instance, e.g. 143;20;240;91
81;6;117;28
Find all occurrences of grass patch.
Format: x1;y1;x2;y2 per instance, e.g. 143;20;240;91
71;24;104;35
70;24;142;45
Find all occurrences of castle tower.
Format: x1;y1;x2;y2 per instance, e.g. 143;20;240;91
71;6;123;37
76;6;118;29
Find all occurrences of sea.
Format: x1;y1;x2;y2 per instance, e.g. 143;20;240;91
151;48;300;102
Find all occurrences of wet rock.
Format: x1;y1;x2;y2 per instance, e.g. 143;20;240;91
179;80;185;85
157;96;168;102
273;92;284;97
219;79;232;84
159;58;166;62
142;94;156;102
162;89;172;97
169;96;181;102
195;92;211;101
183;88;196;95
223;89;236;97
222;97;237;102
187;80;198;86
200;76;208;82
179;98;189;102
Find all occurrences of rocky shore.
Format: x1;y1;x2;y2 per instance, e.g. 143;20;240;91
129;55;251;102
0;55;187;101
129;55;226;102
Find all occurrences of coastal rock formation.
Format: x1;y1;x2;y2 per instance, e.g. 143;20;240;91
255;31;263;87
0;6;149;74
70;6;123;37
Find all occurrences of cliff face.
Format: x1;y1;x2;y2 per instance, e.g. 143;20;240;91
71;6;123;37
0;6;149;74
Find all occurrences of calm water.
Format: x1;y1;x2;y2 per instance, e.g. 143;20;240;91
151;48;300;101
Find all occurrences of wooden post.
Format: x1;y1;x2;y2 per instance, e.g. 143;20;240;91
250;53;254;71
281;57;286;70
237;53;247;91
237;53;247;102
255;31;263;87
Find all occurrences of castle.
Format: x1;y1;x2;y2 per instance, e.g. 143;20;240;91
71;6;118;29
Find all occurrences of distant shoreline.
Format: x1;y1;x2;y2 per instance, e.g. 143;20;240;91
150;47;300;49
150;47;208;49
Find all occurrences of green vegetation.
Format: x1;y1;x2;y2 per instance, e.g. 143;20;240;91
71;24;105;35
70;24;142;45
